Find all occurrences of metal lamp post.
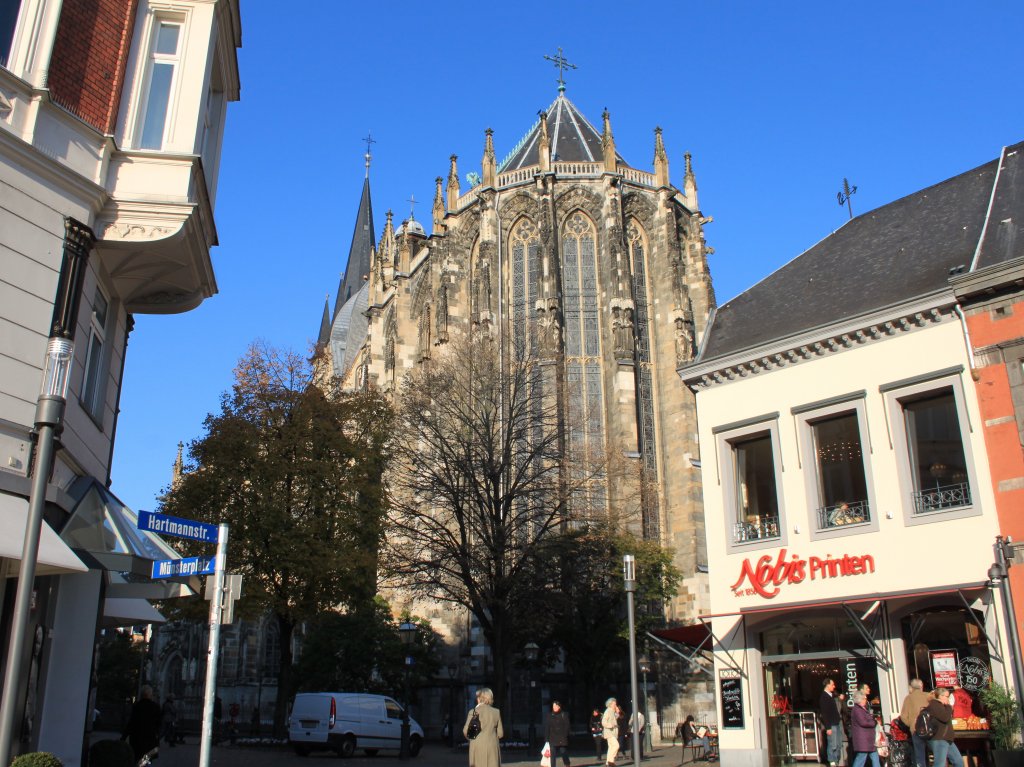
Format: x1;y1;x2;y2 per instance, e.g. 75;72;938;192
524;641;540;750
624;555;641;767
399;621;418;760
638;653;651;755
447;663;458;747
989;536;1024;742
0;219;93;767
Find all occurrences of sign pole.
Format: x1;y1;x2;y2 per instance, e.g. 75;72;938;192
199;523;228;767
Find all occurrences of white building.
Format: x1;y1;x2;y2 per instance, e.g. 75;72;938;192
0;1;240;762
680;142;1023;765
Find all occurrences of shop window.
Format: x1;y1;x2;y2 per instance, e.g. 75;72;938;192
716;415;785;549
882;369;979;524
80;285;110;423
137;17;183;150
902;606;991;705
0;2;20;68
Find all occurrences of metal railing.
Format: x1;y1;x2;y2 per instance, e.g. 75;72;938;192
913;482;971;514
733;516;780;543
816;500;871;530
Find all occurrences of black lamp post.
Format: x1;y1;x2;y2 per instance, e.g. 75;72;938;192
989;537;1024;743
399;621;418;760
447;663;458;747
524;641;540;750
624;555;641;767
638;653;651;755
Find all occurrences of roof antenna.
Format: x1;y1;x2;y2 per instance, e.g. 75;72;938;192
362;132;376;178
543;47;577;93
837;177;858;219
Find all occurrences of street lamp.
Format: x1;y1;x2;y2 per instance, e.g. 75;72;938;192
447;663;458;747
624;555;641;767
989;537;1024;742
638;653;651;755
399;621;418;760
524;641;540;750
0;219;94;767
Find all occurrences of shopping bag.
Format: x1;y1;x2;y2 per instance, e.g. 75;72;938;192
540;742;551;767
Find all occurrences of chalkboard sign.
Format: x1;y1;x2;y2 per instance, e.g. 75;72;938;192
719;673;744;729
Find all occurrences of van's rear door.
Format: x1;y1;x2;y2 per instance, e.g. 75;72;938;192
289;694;334;743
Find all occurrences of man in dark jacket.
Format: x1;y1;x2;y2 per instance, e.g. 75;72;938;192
819;678;844;767
545;701;571;767
124;685;161;761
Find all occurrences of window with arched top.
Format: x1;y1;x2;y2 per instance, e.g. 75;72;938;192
562;212;605;514
419;304;431;361
509;218;541;359
627;218;660;537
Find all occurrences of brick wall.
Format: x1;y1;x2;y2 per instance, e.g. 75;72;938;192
48;0;139;134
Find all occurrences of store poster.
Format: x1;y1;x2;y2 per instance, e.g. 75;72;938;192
931;650;959;688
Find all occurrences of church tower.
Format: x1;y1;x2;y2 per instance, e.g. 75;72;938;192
337;82;716;626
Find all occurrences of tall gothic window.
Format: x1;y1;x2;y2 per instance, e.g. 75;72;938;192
627;219;660;537
562;212;605;514
509;218;540;359
419;304;431;361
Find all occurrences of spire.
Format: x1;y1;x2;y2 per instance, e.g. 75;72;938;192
601;108;616;173
482;129;496;187
433;176;446;233
171;442;184;491
318;295;332;345
684;151;699;210
336;167;377;317
538;111;551;172
446;154;460;211
653;127;669;187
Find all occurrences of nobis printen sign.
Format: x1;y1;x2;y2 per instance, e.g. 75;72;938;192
731;548;875;599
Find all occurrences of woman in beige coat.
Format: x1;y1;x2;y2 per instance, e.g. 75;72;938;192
464;687;503;767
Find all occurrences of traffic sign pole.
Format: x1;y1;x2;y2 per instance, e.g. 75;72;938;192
199;523;229;767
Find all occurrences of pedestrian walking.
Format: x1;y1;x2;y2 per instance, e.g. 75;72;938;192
819;678;844;767
590;708;604;759
545;701;571;767
602;698;620;766
464;687;503;767
123;685;161;762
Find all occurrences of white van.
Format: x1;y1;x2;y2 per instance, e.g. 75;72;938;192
287;692;425;757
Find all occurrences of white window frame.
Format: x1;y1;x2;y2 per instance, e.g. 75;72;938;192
792;392;879;540
80;284;111;425
132;10;187;150
881;367;981;526
714;413;787;553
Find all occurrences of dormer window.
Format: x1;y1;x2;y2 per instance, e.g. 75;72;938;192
138;18;182;149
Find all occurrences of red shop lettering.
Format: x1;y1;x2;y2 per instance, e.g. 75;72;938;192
731;549;874;599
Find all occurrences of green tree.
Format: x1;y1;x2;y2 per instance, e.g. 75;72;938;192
160;342;392;733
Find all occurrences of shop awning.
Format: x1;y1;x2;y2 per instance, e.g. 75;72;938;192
102;598;165;628
0;494;88;577
651;623;712;648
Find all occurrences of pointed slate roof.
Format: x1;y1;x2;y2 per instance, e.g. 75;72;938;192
335;176;376;317
317;299;331;346
696;140;1024;365
499;93;629;172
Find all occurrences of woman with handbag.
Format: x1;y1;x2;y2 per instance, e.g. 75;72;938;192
464;687;503;767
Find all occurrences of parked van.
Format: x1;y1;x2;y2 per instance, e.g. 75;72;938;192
287;692;424;757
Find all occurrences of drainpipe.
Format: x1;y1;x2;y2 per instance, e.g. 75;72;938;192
953;304;978;379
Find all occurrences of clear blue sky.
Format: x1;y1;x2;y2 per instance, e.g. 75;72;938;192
109;1;1024;512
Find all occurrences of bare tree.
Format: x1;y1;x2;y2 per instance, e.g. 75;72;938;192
383;329;604;709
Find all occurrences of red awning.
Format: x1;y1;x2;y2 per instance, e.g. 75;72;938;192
651;622;712;648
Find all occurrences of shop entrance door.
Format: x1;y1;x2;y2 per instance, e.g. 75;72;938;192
763;656;880;764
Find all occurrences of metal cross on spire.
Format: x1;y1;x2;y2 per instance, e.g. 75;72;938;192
407;193;417;221
544;47;577;92
362;132;376;177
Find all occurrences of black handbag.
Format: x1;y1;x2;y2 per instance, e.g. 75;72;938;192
467;709;482;739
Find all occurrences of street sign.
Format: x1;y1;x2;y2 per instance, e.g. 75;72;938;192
151;556;216;579
138;510;219;543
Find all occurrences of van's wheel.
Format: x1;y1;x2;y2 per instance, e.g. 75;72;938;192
337;735;357;758
293;745;310;757
409;736;423;757
363;749;378;757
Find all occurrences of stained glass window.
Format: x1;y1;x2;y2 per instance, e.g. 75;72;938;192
510;219;540;359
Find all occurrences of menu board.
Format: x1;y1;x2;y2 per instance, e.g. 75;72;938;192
719;670;744;729
931;650;958;688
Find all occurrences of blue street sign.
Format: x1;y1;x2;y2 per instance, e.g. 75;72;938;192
138;511;219;543
151;556;216;579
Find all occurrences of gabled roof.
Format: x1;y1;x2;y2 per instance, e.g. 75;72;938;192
697;141;1024;365
335;175;376;316
499;93;628;171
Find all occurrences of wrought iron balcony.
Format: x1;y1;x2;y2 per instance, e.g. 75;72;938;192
817;500;871;530
913;482;971;514
733;516;780;543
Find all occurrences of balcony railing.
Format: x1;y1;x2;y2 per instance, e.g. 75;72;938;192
817;500;871;530
733;516;780;544
913;482;971;514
